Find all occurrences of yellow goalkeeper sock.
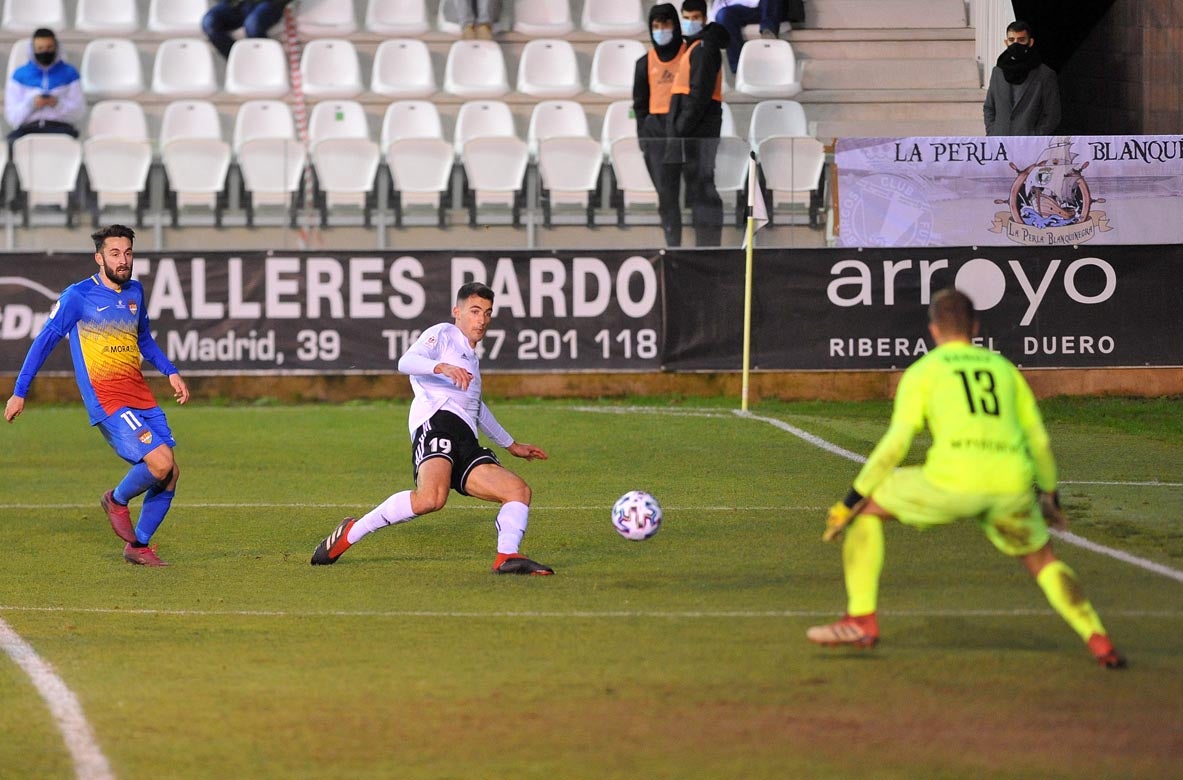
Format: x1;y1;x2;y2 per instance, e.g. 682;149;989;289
843;514;884;616
1036;560;1107;641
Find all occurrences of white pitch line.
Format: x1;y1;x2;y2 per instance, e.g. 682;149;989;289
0;502;825;512
728;409;1183;584
1061;480;1183;487
0;617;114;780
1;605;1179;620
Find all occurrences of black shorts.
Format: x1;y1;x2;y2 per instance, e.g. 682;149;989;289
411;410;500;496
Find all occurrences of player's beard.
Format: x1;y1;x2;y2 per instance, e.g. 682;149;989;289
101;258;132;285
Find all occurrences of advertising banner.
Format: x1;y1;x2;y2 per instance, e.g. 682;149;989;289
836;135;1183;248
662;244;1183;370
0;251;663;374
3;247;1180;376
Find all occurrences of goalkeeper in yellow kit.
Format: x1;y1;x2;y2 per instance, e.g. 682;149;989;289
807;288;1125;668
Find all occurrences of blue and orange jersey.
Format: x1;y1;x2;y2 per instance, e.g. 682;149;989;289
14;274;178;425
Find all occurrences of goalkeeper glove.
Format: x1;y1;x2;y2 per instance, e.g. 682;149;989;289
823;501;854;543
1039;490;1068;530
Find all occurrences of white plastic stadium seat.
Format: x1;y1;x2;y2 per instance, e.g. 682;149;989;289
83;101;151;217
12;134;82;225
609;136;656;223
748;99;809;153
713;135;750;226
513;0;574;36
516;39;581;99
452;100;516;160
735;39;801;98
297;0;358;36
720;102;737;138
76;0;138;34
387;137;453;226
589;39;646;98
159;99;232;223
600;99;637;160
526;100;589;161
537;136;601;226
370;39;435;98
381;100;444;147
580;0;645;36
225;38;289;98
2;0;66;33
443;41;509;99
381;101;450;227
758;134;826;223
307;100;379;223
152;38;218;98
7;40;26;81
80;39;144;99
365;0;429;35
233;101;304;223
148;0;210;34
462;136;529;226
86;99;149;140
300;39;363;99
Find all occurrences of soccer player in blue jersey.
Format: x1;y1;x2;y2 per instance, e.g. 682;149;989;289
5;225;189;566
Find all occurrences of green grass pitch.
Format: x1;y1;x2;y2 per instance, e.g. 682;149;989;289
1;396;1181;779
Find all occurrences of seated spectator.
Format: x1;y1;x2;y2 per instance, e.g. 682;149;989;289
203;1;294;60
4;28;85;143
709;0;799;73
449;0;502;40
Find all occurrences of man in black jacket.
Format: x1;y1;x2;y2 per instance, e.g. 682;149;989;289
668;0;729;248
632;3;685;247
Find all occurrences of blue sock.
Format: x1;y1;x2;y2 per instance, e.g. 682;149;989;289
113;462;158;505
135;487;175;545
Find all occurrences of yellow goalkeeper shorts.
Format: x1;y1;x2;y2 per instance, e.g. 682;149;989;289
872;466;1049;557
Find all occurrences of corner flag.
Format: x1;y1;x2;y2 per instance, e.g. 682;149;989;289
741;152;768;250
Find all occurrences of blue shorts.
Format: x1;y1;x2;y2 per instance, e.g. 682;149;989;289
97;406;177;464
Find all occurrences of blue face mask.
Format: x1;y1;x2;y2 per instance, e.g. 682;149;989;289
681;18;703;37
651;28;673;47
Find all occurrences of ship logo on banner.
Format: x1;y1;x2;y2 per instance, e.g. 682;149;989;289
990;138;1112;246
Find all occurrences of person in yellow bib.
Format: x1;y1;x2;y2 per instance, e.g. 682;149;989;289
807;288;1125;669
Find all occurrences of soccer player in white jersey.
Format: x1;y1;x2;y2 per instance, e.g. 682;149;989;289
311;282;554;574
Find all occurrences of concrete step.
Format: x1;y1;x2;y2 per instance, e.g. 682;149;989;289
798;100;983;121
809;0;968;30
800;87;986;103
790;37;975;60
812;117;985;142
803;58;981;91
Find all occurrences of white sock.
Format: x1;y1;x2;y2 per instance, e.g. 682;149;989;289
349;490;416;544
495;501;530;554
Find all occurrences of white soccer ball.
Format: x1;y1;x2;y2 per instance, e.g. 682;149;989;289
611;490;663;541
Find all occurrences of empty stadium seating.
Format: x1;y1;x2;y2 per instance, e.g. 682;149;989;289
0;0;988;239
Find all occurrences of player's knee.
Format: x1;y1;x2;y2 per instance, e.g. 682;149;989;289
509;482;532;506
412;487;448;514
147;453;175;482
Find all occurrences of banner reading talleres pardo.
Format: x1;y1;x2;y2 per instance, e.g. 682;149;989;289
0;252;664;373
661;244;1183;370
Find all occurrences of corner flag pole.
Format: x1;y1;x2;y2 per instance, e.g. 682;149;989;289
740;151;767;412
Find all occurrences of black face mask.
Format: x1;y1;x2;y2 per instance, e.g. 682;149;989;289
34;50;55;66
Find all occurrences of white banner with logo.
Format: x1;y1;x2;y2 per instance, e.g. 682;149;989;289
835;135;1183;247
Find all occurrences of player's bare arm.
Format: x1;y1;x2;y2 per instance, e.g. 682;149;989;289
4;395;25;423
507;442;547;461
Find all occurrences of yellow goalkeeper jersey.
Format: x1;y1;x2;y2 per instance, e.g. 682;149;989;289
853;340;1057;497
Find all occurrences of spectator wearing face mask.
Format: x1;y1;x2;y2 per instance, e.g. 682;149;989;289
983;20;1060;136
5;28;85;143
633;2;686;247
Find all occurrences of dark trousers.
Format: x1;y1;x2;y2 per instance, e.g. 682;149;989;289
650;136;722;248
640;134;685;248
203;1;288;58
716;0;784;72
7;120;79;144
